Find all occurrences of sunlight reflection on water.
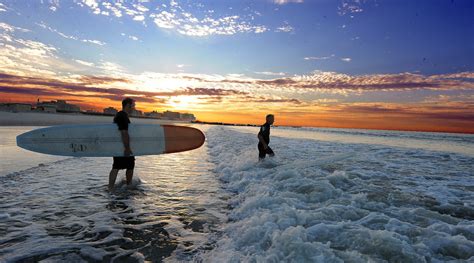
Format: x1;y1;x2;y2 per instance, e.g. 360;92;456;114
0;125;228;262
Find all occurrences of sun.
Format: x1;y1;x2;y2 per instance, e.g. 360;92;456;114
168;96;197;110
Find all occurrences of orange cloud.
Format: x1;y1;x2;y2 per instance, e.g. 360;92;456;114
1;71;473;134
177;71;474;94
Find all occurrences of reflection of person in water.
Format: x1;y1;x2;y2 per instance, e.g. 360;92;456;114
108;98;135;192
257;114;275;161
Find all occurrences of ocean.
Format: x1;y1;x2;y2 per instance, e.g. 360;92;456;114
1;125;473;262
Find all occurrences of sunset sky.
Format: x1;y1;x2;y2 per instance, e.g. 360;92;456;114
0;0;473;133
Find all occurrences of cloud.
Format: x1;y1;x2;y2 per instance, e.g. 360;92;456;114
97;61;125;73
133;15;145;21
313;98;339;104
121;33;139;41
78;75;131;85
134;3;149;13
152;12;268;36
304;55;335;60
172;87;248;97
78;0;152;21
77;0;103;15
275;22;294;33
226;95;302;105
0;73;249;104
77;0;269;37
0;85;161;104
75;59;95;67
177;70;474;93
36;22;106;45
435;72;474;80
255;71;287;76
276;26;293;33
253;98;302;104
81;39;106;45
0;23;63;76
102;2;122;17
332;102;474;122
48;0;60;12
0;23;30;33
3;75;472;124
338;0;365;16
422;94;474;106
0;2;10;12
0;22;124;79
289;71;443;91
2;17;473;117
2;70;474;131
273;0;304;5
150;11;179;29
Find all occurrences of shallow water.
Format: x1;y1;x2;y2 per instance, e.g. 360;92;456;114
232;126;474;157
1;125;473;262
0;125;228;262
198;126;474;262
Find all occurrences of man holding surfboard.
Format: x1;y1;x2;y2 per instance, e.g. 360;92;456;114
258;114;275;161
108;98;135;191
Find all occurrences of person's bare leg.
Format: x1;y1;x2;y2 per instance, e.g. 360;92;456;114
125;169;134;185
109;169;119;191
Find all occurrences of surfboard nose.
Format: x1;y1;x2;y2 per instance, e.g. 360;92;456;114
162;125;205;153
16;129;37;151
16;132;26;148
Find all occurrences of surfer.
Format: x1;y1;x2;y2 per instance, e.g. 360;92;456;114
108;98;135;191
257;114;275;161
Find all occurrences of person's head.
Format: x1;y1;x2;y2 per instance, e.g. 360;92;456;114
122;98;135;114
266;114;274;125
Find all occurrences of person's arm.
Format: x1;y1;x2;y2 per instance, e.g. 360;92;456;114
120;130;132;156
257;133;268;149
116;112;132;156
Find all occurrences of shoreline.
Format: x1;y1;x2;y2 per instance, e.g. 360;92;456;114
0;111;187;126
1;111;473;135
195;121;474;136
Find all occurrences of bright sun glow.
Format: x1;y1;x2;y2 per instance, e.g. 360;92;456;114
168;96;197;110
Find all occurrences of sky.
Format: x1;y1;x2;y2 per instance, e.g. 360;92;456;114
0;0;473;133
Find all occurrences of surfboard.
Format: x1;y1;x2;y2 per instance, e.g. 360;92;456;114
16;124;205;157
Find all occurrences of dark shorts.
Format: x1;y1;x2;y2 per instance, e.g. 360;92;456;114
258;143;274;159
112;156;135;170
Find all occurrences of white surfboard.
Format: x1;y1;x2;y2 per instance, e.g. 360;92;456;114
16;124;205;157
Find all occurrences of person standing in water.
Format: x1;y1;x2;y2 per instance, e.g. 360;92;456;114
108;97;135;191
257;114;275;161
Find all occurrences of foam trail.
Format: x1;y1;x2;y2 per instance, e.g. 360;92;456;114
196;126;474;262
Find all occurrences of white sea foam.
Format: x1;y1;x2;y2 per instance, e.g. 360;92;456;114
1;125;473;262
196;126;474;262
0;125;228;262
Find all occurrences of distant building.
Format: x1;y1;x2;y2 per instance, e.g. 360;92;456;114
0;103;32;112
130;109;143;117
37;100;80;113
103;107;118;115
180;113;196;121
145;111;163;118
35;105;56;113
163;110;180;119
